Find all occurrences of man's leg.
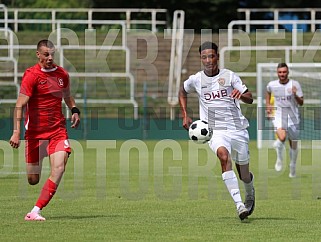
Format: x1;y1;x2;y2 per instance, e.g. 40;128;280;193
218;147;248;220
24;140;46;221
274;128;287;171
25;151;68;221
289;140;298;178
26;162;43;185
237;163;255;216
35;151;68;210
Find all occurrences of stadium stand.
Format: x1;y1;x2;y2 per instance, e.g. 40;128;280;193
1;5;321;123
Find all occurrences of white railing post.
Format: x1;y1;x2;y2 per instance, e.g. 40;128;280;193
292;25;297;47
52;10;56;31
126;10;131;30
273;9;279;33
245;9;250;33
167;10;185;120
88;9;93;29
0;4;8;34
311;9;316;32
14;9;18;32
151;10;157;33
57;22;61;48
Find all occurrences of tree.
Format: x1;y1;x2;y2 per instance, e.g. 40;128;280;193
91;0;240;32
1;0;92;8
3;0;320;32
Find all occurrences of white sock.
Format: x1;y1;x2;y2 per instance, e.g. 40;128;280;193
274;139;285;161
222;170;243;208
31;206;41;214
243;172;254;196
289;148;298;167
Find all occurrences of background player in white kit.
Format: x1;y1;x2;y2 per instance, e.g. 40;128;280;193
179;41;255;221
266;63;304;178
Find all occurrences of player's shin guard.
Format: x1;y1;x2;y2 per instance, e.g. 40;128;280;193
35;179;57;209
222;170;242;207
289;148;298;166
243;172;254;196
274;139;285;162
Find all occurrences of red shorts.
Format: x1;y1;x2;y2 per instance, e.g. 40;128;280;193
25;131;71;163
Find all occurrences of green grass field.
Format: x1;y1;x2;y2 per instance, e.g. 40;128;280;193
1;140;321;241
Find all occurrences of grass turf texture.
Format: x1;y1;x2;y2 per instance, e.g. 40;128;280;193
1;140;321;241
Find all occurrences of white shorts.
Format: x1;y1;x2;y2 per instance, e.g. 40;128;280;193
208;129;250;165
272;119;300;140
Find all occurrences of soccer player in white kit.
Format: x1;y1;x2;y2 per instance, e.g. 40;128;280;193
266;63;304;178
179;41;255;220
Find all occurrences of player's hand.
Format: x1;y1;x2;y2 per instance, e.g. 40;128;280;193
71;113;80;128
292;86;297;95
182;116;193;130
230;89;242;99
266;105;274;119
9;132;20;149
266;109;272;119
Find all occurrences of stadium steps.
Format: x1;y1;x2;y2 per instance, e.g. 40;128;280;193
1;31;318;118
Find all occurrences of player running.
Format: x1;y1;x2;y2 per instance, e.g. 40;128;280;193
9;39;80;221
266;63;304;178
179;41;255;220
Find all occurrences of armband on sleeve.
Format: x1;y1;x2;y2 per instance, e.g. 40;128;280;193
71;107;81;115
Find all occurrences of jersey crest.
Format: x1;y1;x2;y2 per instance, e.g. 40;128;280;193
287;88;292;94
218;78;225;86
57;78;64;87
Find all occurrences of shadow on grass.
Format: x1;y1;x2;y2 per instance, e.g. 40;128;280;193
50;214;121;220
218;216;297;222
249;217;296;221
0;175;25;179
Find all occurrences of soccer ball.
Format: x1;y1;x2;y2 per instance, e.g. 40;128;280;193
188;120;213;144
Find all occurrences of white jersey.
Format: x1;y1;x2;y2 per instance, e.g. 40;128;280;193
183;69;249;131
266;79;303;127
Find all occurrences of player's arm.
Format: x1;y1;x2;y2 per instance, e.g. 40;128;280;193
230;88;253;104
294;95;303;106
9;94;29;148
231;76;253;104
240;89;253;104
292;86;304;106
178;86;192;130
265;91;273;118
64;96;80;128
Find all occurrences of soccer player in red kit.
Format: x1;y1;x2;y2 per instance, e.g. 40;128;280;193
9;39;80;221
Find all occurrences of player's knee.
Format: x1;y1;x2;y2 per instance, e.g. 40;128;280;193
54;165;66;176
276;130;287;142
28;176;40;185
218;153;229;163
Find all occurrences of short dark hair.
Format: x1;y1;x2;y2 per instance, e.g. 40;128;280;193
37;39;55;50
277;62;288;69
199;41;218;54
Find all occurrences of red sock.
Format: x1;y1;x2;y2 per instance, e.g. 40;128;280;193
35;179;57;209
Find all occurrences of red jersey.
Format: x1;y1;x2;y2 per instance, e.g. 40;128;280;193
20;63;70;139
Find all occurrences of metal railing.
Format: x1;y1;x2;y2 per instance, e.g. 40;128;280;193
237;8;321;33
227;19;321;47
219;45;321;84
0;27;138;119
0;6;168;33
